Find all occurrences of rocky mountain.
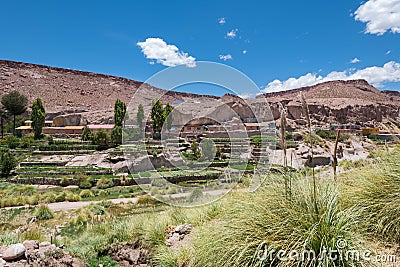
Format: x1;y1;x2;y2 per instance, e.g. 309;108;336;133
0;60;217;124
261;79;400;127
1;59;399;127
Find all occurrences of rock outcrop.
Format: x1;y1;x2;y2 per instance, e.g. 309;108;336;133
262;79;400;126
0;240;84;267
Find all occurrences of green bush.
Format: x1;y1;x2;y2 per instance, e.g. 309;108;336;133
88;256;117;267
96;177;114;189
19;137;34;148
4;136;19;149
0;152;17;177
80;190;94;198
60;177;69;187
137;195;160;205
34;205;54;220
65;192;81;202
76;174;92;189
55;192;66;202
97;190;108;196
82;126;92;142
200;139;216;161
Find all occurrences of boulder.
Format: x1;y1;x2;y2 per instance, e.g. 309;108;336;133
305;154;331;167
39;242;52;248
23;240;39;250
52;113;84;127
2;243;26;261
292;132;303;141
174;224;192;235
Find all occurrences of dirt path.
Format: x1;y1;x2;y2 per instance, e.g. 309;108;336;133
1;189;232;212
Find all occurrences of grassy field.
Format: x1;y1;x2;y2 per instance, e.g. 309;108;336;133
0;145;399;266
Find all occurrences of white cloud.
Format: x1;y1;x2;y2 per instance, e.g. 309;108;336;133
351;57;361;63
242;50;247;54
219;54;233;61
226;29;238;38
386;50;392;55
354;0;400;35
263;61;400;93
218;17;226;24
137;38;196;67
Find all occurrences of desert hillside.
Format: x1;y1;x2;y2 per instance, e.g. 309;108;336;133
0;60;217;123
261;79;400;126
1;60;399;126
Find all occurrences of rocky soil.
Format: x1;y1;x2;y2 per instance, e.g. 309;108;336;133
0;240;84;267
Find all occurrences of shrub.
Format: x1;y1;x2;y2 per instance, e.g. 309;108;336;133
96;177;114;189
80;190;94;198
65;192;81;202
19;136;34;148
97;190;108;196
0;152;17;177
76;173;92;189
200;139;216;161
4;136;19;149
55;192;66;202
88;256;117;267
34;205;54;220
93;129;110;149
82;126;92;142
137;195;160;205
46;135;54;145
87;203;106;216
60;177;69;187
28;194;40;205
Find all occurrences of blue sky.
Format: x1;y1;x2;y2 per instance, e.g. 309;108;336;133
1;0;399;96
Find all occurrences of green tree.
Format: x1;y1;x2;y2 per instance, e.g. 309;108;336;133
201;139;216;161
0;105;8;139
114;99;127;127
0;152;17;177
93;129;110;149
150;99;165;139
190;140;201;160
31;98;45;139
1;91;28;136
81;126;92;141
164;103;173;131
137;104;145;131
111;126;122;145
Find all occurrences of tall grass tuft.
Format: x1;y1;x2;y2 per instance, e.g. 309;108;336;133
192;178;365;267
300;92;318;214
340;147;400;244
278;103;291;198
333;130;341;181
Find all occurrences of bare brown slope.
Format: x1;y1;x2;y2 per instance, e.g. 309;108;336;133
0;60;217;123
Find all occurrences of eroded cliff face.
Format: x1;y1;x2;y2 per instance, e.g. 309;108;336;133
263;79;400;126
